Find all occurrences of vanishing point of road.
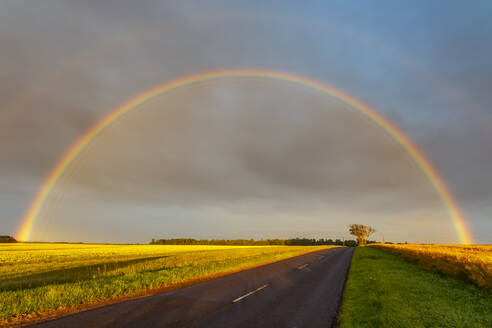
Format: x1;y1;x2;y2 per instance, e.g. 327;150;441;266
32;247;354;328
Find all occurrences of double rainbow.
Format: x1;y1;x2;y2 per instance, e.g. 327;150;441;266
16;69;473;244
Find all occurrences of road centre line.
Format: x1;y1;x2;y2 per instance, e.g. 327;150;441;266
232;284;269;303
297;264;308;270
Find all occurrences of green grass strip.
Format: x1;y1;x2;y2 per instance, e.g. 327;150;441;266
339;247;491;328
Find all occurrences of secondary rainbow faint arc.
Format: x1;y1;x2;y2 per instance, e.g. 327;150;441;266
16;69;473;244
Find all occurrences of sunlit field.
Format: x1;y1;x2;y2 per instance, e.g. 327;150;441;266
0;243;333;325
371;244;492;288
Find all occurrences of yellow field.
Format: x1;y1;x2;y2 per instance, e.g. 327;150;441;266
0;243;261;280
0;243;333;326
371;244;492;288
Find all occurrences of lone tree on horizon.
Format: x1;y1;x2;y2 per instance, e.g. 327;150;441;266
348;224;375;246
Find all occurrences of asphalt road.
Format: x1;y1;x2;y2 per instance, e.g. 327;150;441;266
32;247;354;328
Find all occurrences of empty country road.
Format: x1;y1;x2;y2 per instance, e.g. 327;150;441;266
31;247;354;328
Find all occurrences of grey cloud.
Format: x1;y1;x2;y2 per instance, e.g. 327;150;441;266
40;81;446;225
0;1;490;243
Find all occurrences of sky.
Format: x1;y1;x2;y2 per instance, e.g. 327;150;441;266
0;0;491;244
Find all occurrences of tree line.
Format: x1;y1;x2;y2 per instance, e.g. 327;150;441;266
149;238;368;247
0;235;17;243
151;224;379;247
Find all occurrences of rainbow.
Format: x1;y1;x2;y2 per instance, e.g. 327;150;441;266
16;69;474;244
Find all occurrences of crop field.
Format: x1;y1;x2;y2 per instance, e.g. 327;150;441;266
0;243;333;326
371;244;492;288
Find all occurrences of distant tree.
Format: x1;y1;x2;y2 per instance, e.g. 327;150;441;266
348;224;376;246
0;235;17;243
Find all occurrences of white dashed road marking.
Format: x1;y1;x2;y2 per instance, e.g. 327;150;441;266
232;284;269;303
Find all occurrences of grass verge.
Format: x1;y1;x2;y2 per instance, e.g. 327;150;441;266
371;244;491;288
338;247;491;328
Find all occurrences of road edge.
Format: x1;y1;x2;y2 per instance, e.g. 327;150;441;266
331;247;355;328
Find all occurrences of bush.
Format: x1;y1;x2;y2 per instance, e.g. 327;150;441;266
0;236;17;243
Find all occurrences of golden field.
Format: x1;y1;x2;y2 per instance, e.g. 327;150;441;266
371;244;492;288
0;243;333;326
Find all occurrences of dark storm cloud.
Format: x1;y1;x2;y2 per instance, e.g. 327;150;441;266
50;81;441;216
0;0;490;243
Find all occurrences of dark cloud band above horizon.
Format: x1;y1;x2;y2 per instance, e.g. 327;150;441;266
32;79;453;243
